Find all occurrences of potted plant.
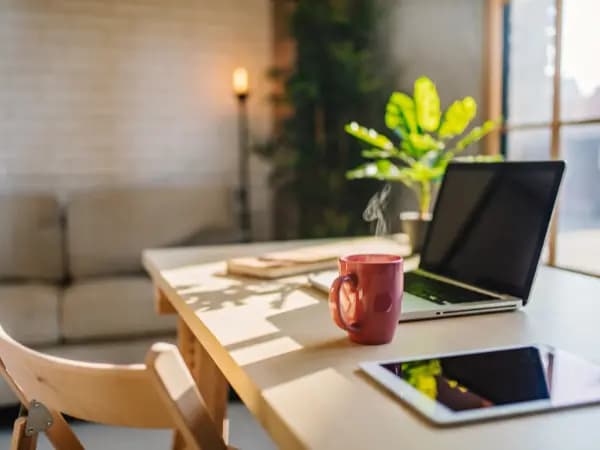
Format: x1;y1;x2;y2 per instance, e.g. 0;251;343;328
345;76;501;250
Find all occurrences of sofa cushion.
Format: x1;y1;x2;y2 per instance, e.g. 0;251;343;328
0;284;60;346
66;186;234;278
61;277;176;341
0;194;64;281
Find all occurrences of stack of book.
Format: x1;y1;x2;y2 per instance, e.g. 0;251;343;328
226;235;411;279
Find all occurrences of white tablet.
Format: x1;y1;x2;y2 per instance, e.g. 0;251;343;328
360;345;600;425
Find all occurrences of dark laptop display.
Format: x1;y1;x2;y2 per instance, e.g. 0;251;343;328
418;161;565;303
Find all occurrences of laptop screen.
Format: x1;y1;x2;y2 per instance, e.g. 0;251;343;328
419;161;564;301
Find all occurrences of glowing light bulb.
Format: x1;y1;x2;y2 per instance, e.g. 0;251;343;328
232;67;249;96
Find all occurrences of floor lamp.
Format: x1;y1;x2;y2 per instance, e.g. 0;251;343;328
233;67;252;242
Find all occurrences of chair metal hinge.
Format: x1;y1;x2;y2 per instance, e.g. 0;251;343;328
21;400;53;436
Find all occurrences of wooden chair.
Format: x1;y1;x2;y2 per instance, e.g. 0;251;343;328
0;325;233;450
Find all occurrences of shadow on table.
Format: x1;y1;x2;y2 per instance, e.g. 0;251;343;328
170;268;535;406
172;273;363;397
172;271;308;312
226;291;382;391
232;293;534;393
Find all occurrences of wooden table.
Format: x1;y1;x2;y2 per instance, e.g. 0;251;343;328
143;240;600;450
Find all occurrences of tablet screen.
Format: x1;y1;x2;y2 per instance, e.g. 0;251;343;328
381;346;600;412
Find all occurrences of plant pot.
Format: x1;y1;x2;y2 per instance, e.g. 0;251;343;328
399;211;432;253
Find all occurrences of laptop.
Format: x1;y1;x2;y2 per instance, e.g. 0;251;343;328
309;161;565;321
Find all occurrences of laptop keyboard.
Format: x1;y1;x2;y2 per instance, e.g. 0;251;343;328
404;272;497;304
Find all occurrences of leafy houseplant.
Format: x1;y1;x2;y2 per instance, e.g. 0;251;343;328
256;0;387;239
345;76;501;248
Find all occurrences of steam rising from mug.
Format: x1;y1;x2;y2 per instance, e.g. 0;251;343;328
363;183;391;236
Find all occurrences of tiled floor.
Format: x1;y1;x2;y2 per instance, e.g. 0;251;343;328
0;402;276;449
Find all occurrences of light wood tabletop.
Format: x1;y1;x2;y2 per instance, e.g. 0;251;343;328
143;240;600;450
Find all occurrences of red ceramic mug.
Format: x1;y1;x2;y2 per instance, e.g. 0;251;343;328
329;254;403;345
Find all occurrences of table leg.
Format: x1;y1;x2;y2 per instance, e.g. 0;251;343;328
154;286;229;447
177;317;229;441
154;286;176;315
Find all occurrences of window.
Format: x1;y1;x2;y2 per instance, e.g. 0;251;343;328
486;0;600;276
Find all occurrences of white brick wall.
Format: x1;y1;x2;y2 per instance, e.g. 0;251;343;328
0;0;273;238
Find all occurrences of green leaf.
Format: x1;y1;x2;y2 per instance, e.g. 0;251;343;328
453;119;499;152
438;96;477;138
347;160;395;180
430;148;504;181
409;161;445;183
360;147;416;166
361;148;397;159
407;133;444;153
347;160;417;187
385;92;417;133
344;122;394;150
454;154;504;162
374;159;400;178
414;76;441;132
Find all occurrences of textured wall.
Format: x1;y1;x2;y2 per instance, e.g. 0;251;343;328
384;0;484;113
380;0;485;213
0;0;273;237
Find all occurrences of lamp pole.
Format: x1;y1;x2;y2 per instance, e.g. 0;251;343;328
233;68;252;242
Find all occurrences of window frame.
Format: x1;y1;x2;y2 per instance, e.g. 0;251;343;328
484;0;600;277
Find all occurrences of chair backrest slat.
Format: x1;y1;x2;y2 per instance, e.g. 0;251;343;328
0;325;230;449
0;326;172;428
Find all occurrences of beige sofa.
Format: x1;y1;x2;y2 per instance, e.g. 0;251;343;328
0;185;238;405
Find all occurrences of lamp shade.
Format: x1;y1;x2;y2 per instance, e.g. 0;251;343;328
232;67;249;96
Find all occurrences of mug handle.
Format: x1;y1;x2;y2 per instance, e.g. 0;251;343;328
329;274;361;333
